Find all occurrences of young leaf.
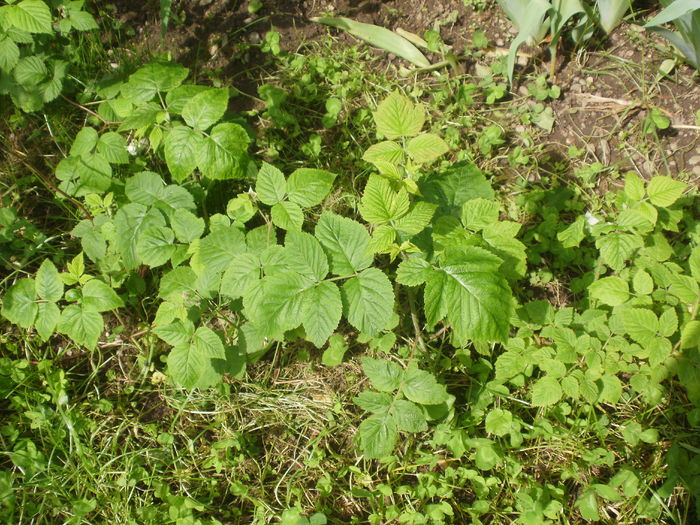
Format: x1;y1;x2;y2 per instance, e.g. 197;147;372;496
401;366;449;405
271;201;304;231
392;399;428;432
35;259;63;302
359;175;409;225
164;125;204;183
136;226;177;267
358;413;398;459
588;276;629;306
256;162;287;205
646;175;687;207
531;376;563;407
393;202;437;235
301;281;342;347
315;212;372;275
82;279;123;312
286;168;336;207
373;91;426;139
354;390;393;414
342;268;394;336
181;88;228;131
362;357;403;392
1;278;38;328
405;133;448;163
58;304;103;348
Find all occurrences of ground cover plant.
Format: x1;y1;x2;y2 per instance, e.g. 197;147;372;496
1;0;699;524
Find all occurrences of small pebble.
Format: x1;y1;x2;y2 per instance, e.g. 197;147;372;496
248;32;261;44
496;38;504;47
518;86;528;96
689;155;700;165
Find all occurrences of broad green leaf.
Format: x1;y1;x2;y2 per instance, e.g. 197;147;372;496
120;62;189;103
646;175;687;207
485;409;513;436
342;268;394;336
246;272;309;338
358;413;397;458
396;256;431;286
419;162;494;217
255;162;287;205
154;319;195;346
531;376;563;407
197;122;250;180
227;194;256;225
220;253;260;299
58;304;103;348
136;226;176;267
35;259;63;302
301;282;342;347
5;0;52;34
658;308;678;337
597;0;632;33
164;126;204;182
198;226;246;273
315;212;372;275
271;201;304;231
598;374;622;403
362;357;403;392
668;274;700;303
1;278;37;328
393;202;437;235
311;17;430;68
321;334;347;366
13;55;46;85
287;168;336;207
170;208;205;243
373;91;425;139
392;399;427;432
354;390;393;413
588;276;629;306
159;266;198;304
166;84;209;113
96;132;129;164
624;172;645;201
405;133;448;163
114;203;166;270
690;247;700;282
168;342;205;389
575;490;600;521
284;231;329;282
368;224;396;253
35;301;60;341
125;171;165;204
681;320;700;349
68;8;98;31
401;366;449;405
363;141;404;165
596;233;643;271
70;127;98;156
557;215;586;248
359;175;409;225
0;37;20;71
181;88;228;130
649;337;672;367
633;269;654;295
82;279;123;312
461;198;499;231
620;308;658;344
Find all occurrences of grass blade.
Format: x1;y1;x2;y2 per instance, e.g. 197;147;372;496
310;17;431;68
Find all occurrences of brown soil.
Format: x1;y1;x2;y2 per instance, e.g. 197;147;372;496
107;0;699;180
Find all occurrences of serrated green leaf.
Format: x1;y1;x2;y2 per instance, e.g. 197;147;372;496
342;268;394;336
362;357;403;392
136;226;176;267
392;399;427;432
368;224;395;253
598;374;622;403
620;308;658;344
669;274;699;303
70;127;98;156
575;490;599;521
681;320;700;349
35;301;60;341
181;88;228;130
166;84;210;113
5;0;52;34
287;168;336;207
82;279;123;312
170;208;205;243
284;231;329;282
35;259;63;302
154;319;195;346
246;272;309;338
315;212;372;275
125;171;164;204
358;413;397;458
168;342;205;389
596;233;643;271
624;172;646;201
396;256;431;286
1;278;37;328
485;409;513;436
68;9;98;31
58;304;103;348
531;376;563;406
373;91;425;139
120;62;189;103
219;253;260;299
649;337;672;367
96;132;129;164
405;133;448;163
401;366;448;405
321;334;347;366
363;141;404;165
197;122;250;180
164;125;204;183
13;55;46;85
0;36;19;72
633;269;653;295
461;198;499;231
589;276;629;306
198;225;246;273
658;308;678;337
359;174;409;225
271;201;303;231
557;215;586;248
255;162;287;205
646;175;687;207
690;247;700;282
354;390;393;413
393;201;437;235
301;281;342;347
